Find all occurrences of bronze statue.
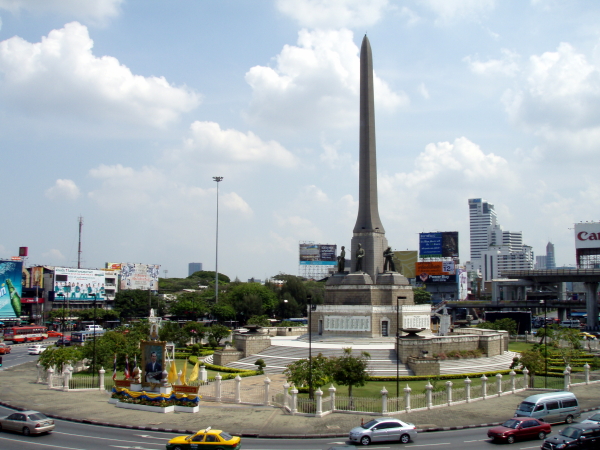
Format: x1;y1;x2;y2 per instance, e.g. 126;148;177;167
355;243;365;271
383;246;395;272
337;246;346;272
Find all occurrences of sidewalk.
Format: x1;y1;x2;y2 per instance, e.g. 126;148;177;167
1;362;600;437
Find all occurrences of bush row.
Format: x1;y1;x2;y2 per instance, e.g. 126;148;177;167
368;369;523;383
188;356;258;378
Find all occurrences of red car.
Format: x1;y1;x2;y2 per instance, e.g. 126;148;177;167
487;418;551;444
47;331;63;338
0;343;11;354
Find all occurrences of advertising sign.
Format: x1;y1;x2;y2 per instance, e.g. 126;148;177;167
53;267;107;301
299;244;337;265
458;267;468;300
106;262;123;270
575;222;600;249
393;251;418;278
120;263;160;290
419;232;459;257
0;260;23;319
30;266;44;289
416;261;456;283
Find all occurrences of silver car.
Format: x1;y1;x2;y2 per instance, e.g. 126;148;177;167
0;410;55;435
349;417;417;445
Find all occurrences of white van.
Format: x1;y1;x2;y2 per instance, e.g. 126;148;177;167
515;391;580;424
560;319;581;328
84;324;104;332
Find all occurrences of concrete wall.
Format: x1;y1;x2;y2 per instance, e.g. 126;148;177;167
407;356;440;376
324;284;414;306
233;332;272;358
213;349;243;366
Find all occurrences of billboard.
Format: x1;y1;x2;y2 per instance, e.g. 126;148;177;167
393;251;418;278
120;263;160;290
30;266;44;289
419;232;459;258
575;222;600;249
416;261;456;283
0;260;23;319
299;244;337;265
53;267;108;301
106;262;122;270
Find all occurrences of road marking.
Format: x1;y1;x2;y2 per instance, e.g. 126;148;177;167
0;434;87;450
54;431;165;446
463;439;487;442
406;443;451;447
134;434;169;440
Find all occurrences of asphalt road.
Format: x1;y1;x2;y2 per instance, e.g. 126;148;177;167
0;403;586;450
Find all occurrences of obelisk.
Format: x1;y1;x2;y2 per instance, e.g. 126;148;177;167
350;35;388;283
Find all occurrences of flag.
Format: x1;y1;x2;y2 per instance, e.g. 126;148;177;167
181;359;188;385
188;361;199;383
112;354;117;380
167;359;178;385
132;354;137;373
124;354;130;379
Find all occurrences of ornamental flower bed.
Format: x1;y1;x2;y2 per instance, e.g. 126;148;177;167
110;387;201;409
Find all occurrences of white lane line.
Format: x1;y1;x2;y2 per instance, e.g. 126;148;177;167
464;439;487;442
406;443;451;447
53;431;165;446
0;435;87;450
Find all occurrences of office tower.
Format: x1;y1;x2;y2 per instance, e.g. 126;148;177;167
546;242;556;269
468;198;498;261
188;262;203;276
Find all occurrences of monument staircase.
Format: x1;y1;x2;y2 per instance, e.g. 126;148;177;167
438;351;518;375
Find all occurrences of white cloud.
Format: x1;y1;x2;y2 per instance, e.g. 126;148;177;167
417;82;430;99
0;0;123;25
501;42;600;152
418;0;496;22
222;192;253;216
41;248;66;262
0;22;200;127
464;49;520;76
244;28;408;130
45;179;81;200
178;121;297;168
276;0;389;29
319;140;354;169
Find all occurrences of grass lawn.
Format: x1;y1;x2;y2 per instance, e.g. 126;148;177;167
508;341;535;352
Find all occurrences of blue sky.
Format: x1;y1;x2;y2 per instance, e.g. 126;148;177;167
1;0;600;280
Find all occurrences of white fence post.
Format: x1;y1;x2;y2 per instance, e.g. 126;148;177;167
329;384;336;412
509;370;516;393
563;368;571;391
584;363;590;385
496;373;502;396
404;384;412;412
63;365;72;391
99;367;105;391
200;365;208;382
290;384;298;414
234;375;242;403
381;387;388;414
47;367;54;389
481;375;488;399
215;373;222;402
522;368;529;388
425;381;433;409
36;363;43;383
263;376;271;406
464;377;471;403
446;381;453;405
283;382;290;410
315;387;323;417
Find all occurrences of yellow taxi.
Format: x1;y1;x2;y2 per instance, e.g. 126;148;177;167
166;427;241;450
580;332;596;340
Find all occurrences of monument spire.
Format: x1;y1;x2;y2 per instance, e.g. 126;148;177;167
354;34;384;234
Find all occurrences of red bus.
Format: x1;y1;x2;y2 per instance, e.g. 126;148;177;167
3;326;48;343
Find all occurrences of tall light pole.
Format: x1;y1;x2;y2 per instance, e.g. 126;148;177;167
307;294;314;400
540;299;547;389
213;176;223;302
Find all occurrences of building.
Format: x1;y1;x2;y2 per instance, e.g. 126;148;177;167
188;262;203;276
536;255;548;269
546;242;556;269
467;198;534;281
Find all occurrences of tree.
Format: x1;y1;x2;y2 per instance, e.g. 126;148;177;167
552;327;582;366
514;349;545;387
168;292;208;320
331;348;371;399
159;321;189;348
247;315;271;327
283;353;333;390
476;318;518;336
207;324;231;346
413;288;432;304
210;302;236;322
113;289;165;321
228;283;278;323
38;346;83;373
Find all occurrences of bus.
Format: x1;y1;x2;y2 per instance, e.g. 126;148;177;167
3;326;48;343
70;329;106;346
287;318;308;325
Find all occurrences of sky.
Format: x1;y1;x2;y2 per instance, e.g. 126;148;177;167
1;0;600;281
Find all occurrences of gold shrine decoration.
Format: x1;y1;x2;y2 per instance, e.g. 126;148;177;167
172;385;200;395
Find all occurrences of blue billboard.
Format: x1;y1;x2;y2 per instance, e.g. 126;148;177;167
419;232;459;258
0;260;23;319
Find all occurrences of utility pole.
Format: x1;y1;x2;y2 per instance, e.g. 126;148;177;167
213;176;223;302
77;216;83;269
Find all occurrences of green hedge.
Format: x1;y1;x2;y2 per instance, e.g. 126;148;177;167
188;356;258;378
368;369;523;383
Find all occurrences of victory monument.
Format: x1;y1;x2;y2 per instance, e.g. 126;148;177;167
312;35;431;339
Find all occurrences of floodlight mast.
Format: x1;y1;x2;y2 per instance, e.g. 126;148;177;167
213;177;224;302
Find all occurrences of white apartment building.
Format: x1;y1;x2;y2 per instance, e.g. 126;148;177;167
467;198;534;281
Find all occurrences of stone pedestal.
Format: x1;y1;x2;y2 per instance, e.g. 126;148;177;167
213;347;244;366
233;332;272;358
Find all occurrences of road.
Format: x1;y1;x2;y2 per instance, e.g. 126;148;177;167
0;402;576;450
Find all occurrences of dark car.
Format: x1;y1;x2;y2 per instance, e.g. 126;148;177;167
0;410;55;435
541;423;600;449
55;337;71;347
487;417;551;444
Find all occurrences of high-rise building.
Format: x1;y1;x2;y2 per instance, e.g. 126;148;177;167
536;255;548;269
546;242;556;269
468;198;534;280
188;262;203;276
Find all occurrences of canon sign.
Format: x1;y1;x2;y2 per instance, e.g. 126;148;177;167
575;223;600;249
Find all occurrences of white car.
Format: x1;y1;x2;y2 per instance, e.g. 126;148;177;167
28;345;46;355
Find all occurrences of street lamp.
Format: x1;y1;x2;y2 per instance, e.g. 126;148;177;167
396;296;400;400
213;176;223;302
91;293;97;383
540;299;547;388
307;294;315;399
